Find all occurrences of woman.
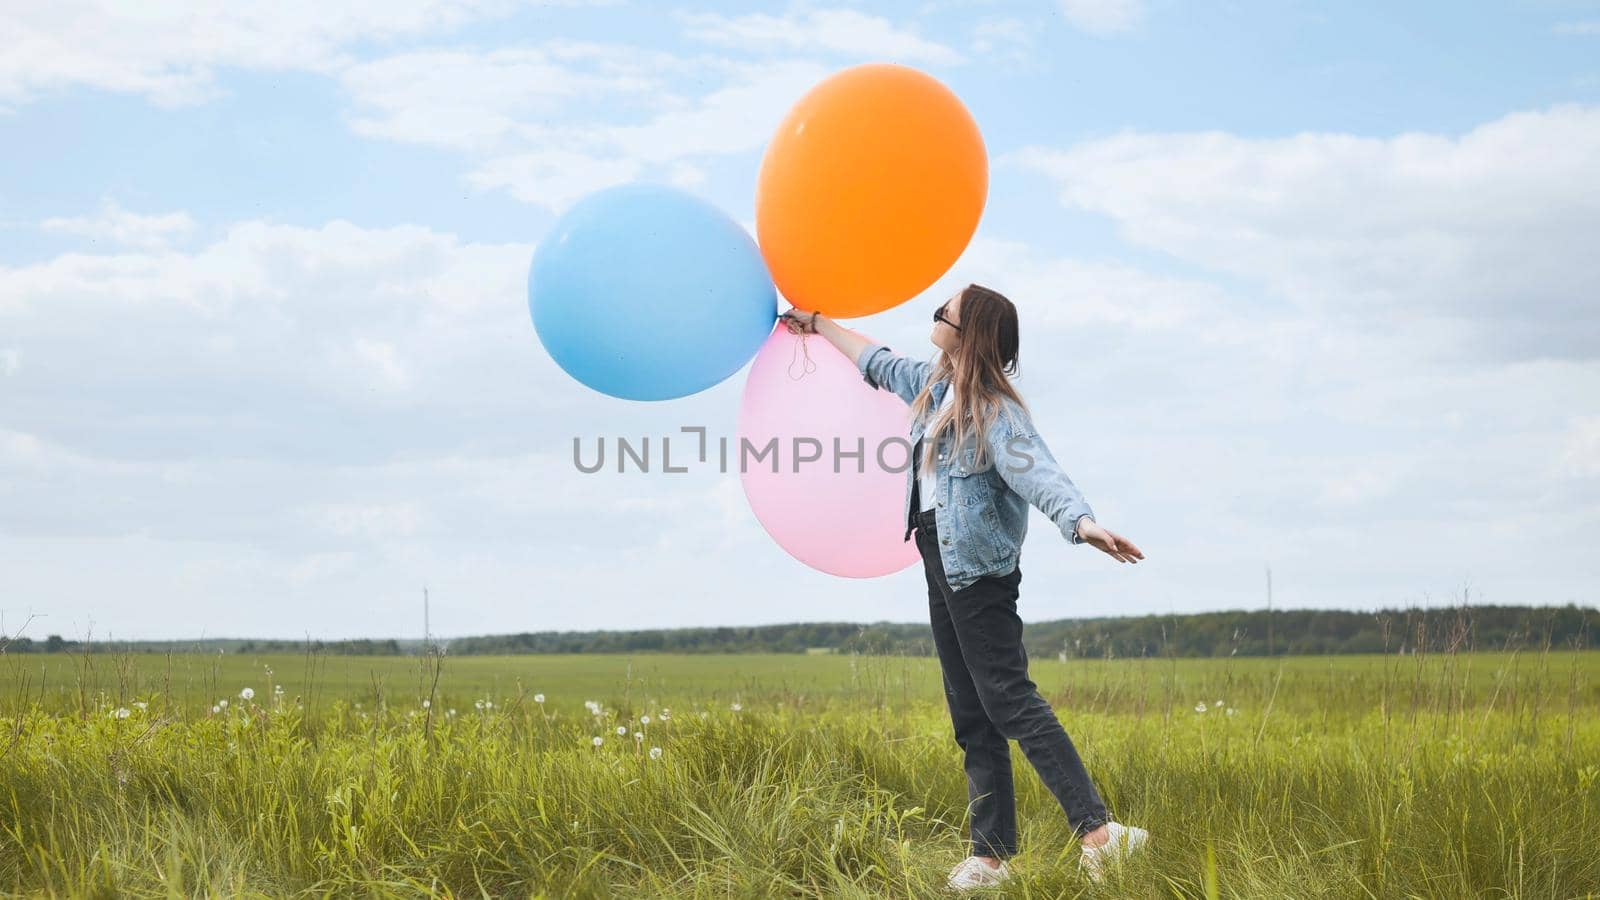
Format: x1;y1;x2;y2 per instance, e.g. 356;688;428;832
782;284;1150;890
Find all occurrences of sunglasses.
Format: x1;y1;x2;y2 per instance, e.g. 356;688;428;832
933;301;962;331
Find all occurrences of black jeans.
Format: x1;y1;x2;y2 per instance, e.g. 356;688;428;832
913;506;1108;859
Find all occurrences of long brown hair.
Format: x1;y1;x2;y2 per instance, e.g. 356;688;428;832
910;283;1029;474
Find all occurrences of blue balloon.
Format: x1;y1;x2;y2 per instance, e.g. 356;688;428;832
528;183;778;401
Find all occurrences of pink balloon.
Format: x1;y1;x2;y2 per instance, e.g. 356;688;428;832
737;327;921;578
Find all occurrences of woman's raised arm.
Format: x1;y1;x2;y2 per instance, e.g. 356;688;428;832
783;307;930;404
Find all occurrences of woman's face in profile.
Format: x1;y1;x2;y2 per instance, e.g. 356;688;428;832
931;291;962;355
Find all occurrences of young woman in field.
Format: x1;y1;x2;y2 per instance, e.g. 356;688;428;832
781;284;1150;889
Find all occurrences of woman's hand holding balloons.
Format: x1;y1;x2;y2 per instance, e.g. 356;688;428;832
780;307;819;334
781;307;875;368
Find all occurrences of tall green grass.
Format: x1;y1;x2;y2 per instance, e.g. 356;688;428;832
2;649;1596;897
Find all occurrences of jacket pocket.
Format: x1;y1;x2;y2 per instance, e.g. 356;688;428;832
949;446;993;508
949;462;1003;567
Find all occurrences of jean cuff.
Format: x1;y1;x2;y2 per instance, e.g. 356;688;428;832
973;841;1016;860
1073;815;1110;838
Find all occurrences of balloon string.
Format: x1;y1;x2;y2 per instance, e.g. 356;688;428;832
787;331;817;380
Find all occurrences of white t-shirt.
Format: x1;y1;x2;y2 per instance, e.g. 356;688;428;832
918;387;956;511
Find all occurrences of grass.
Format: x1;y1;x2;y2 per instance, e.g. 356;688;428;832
2;648;1597;897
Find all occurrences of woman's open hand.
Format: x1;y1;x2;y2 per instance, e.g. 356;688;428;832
1076;518;1145;564
781;306;819;334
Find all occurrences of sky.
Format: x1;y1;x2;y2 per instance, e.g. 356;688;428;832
2;0;1598;642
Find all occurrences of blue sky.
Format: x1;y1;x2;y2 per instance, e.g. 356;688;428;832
2;0;1598;640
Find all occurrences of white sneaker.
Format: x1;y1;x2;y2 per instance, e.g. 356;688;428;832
946;855;1011;891
1079;821;1149;882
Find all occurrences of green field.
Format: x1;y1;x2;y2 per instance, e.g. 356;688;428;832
3;650;1597;897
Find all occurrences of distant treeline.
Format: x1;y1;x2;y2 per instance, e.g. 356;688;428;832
447;604;1594;658
4;605;1591;658
0;636;408;656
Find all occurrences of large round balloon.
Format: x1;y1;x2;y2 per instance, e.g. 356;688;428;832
738;328;920;578
529;183;777;401
756;64;988;319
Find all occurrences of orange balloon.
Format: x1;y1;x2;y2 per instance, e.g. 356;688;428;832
756;64;988;319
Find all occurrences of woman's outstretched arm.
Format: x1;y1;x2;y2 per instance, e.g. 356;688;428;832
994;423;1146;565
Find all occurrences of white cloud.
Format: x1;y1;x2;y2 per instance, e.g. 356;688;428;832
583;60;831;162
0;0;521;108
667;162;709;190
972;17;1035;63
950;236;1231;331
1554;20;1600;36
1010;105;1600;360
349;337;413;393
335;6;960;211
1315;461;1410;509
347;49;829;210
0;3;950;216
1561;416;1600;478
1057;0;1145;36
340;44;676;153
464;151;644;211
679;8;964;65
316;501;425;539
0;219;537;422
41;201;195;250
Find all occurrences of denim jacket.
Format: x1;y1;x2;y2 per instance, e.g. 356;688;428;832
857;342;1095;591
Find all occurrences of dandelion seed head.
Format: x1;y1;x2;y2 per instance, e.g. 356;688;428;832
534;693;545;704
592;736;603;747
132;701;147;710
211;705;220;714
634;731;643;741
422;700;431;709
239;687;254;700
640;715;650;724
616;725;627;735
113;707;130;719
219;699;229;709
730;702;742;712
649;747;662;760
1195;702;1208;713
